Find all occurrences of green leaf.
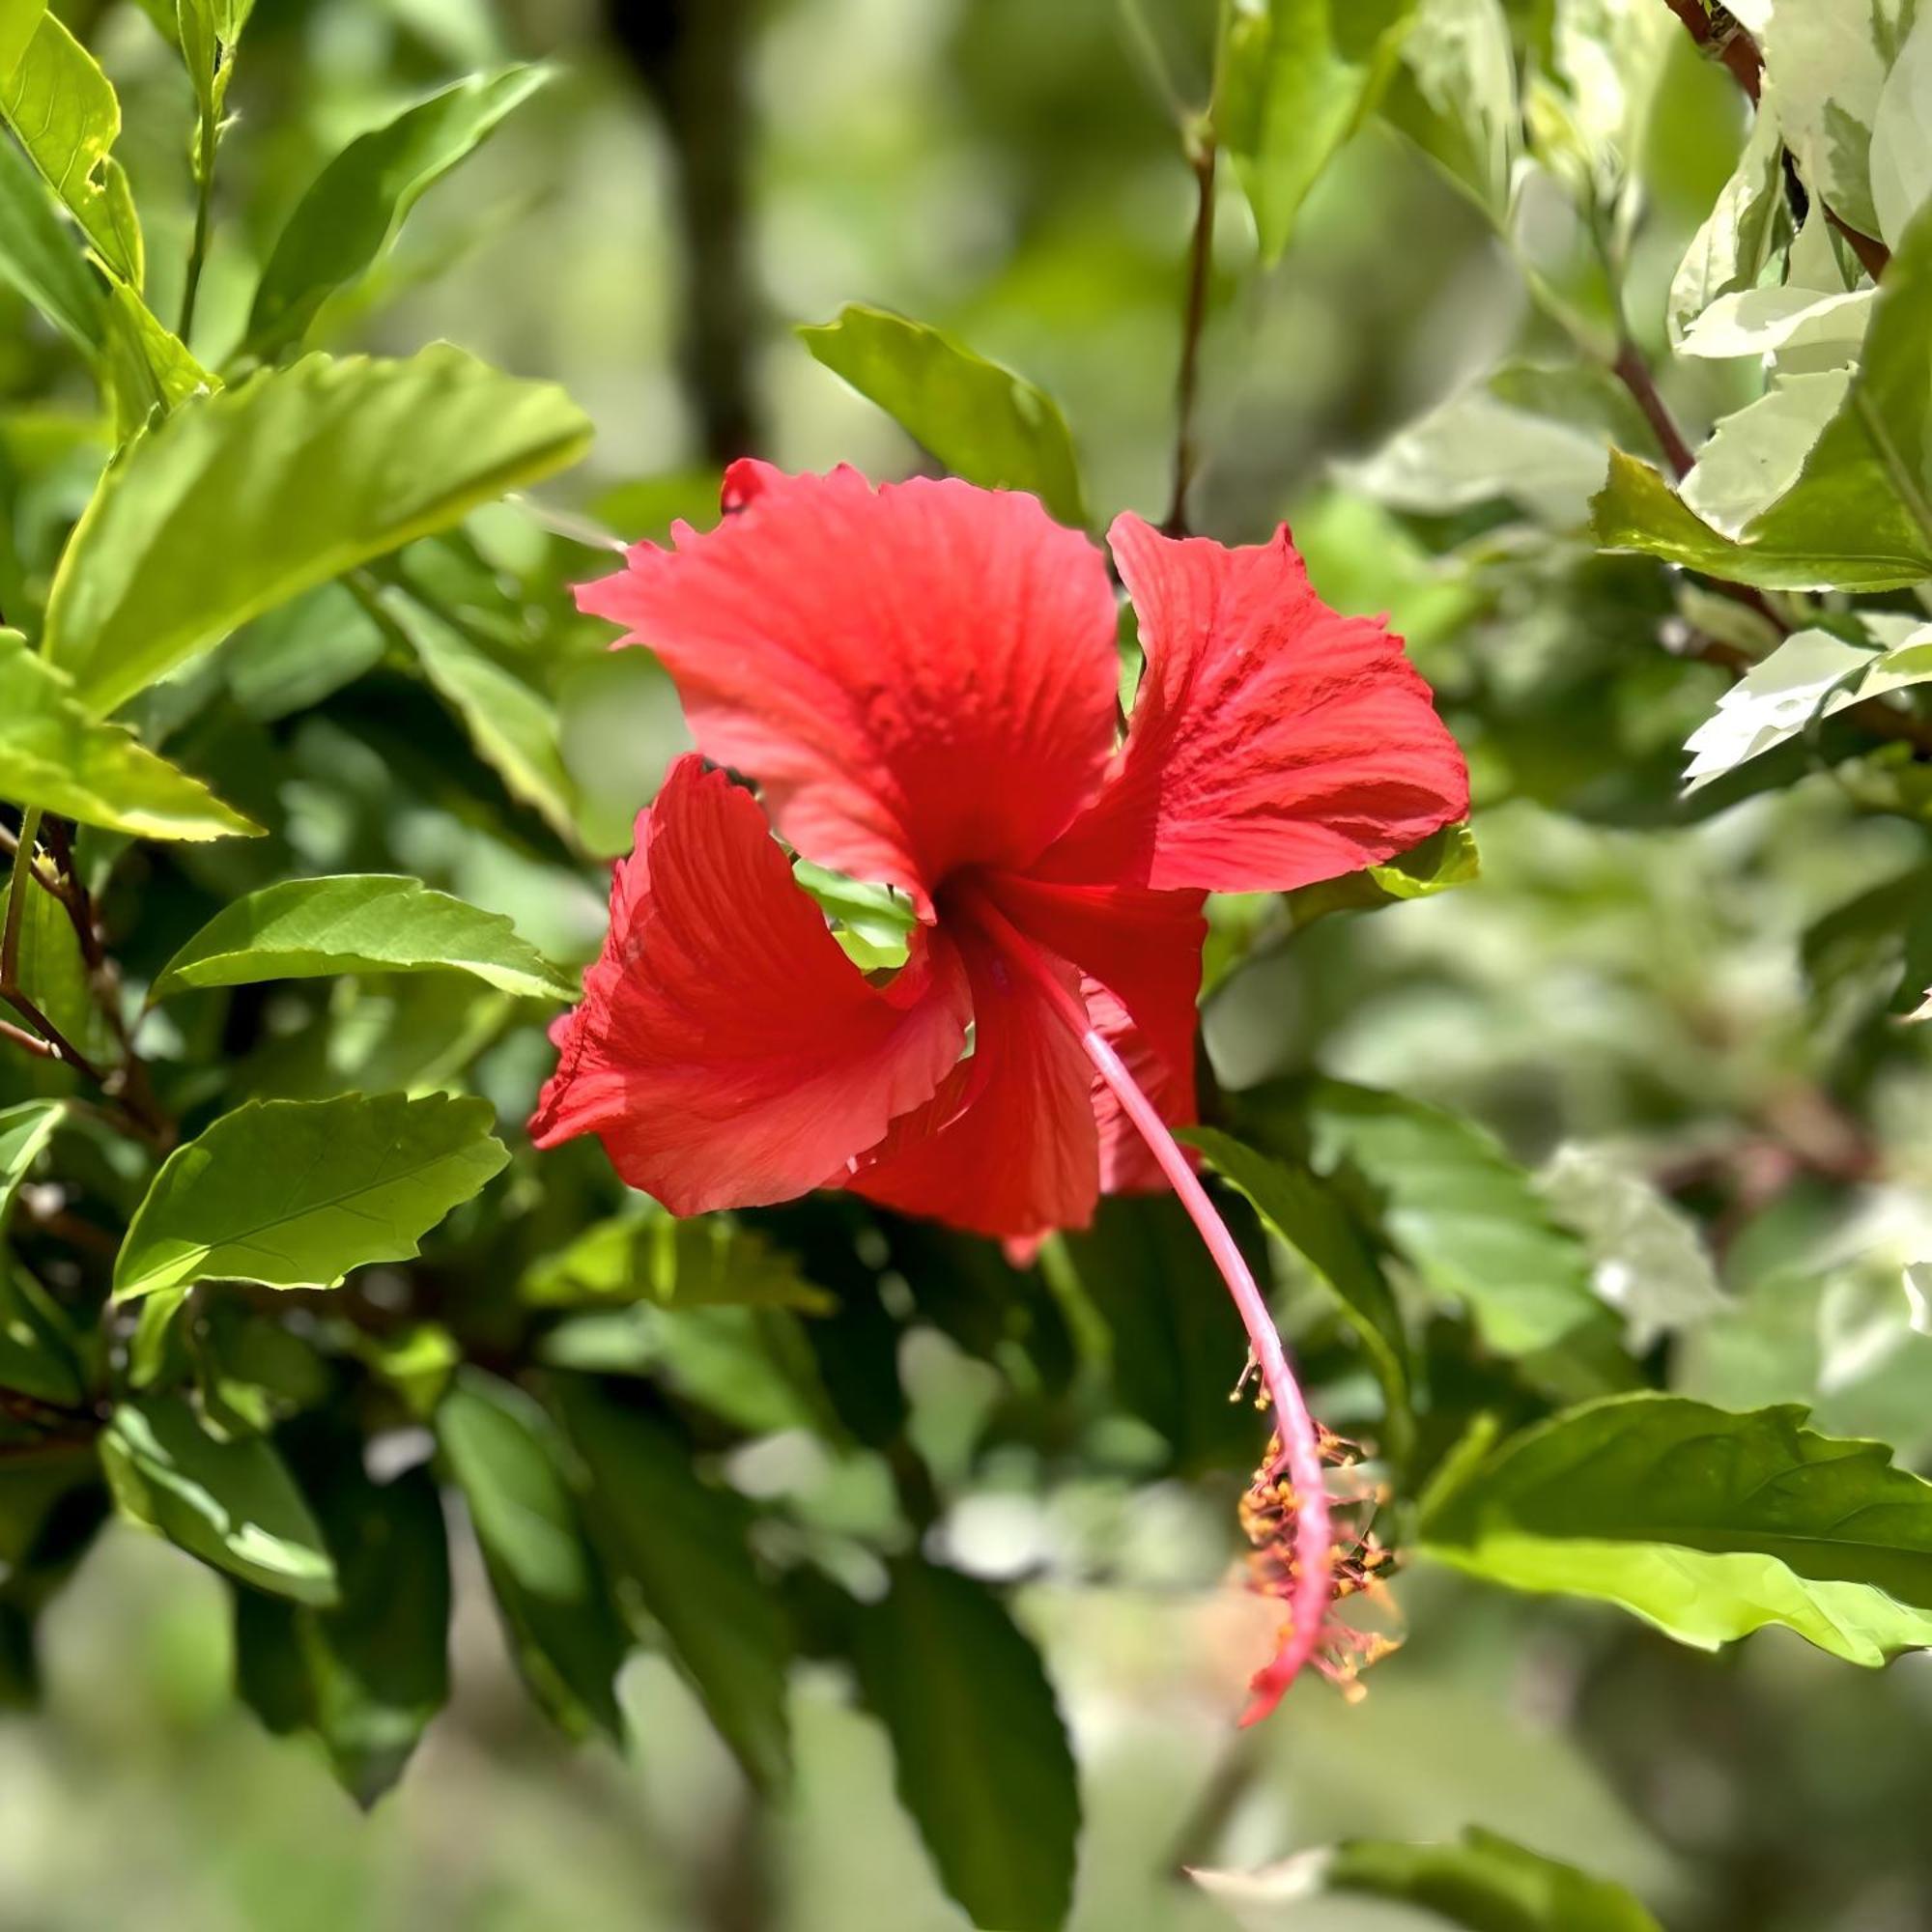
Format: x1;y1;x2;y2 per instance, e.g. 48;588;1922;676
0;7;142;285
525;1201;834;1313
1379;0;1517;217
99;278;213;440
0;871;108;1065
113;1092;508;1302
43;346;593;715
1183;1126;1414;1460
1667;102;1787;346
552;1379;791;1791
234;1446;449;1807
1871;9;1932;247
798;305;1087;526
0;128;102;353
1284;820;1480;927
0;631;259;838
99;1395;337;1605
0;1261;85;1407
1676;371;1854;533
374;583;580;842
0;1098;62;1234
1193;1826;1663;1930
852;1558;1079;1932
436;1369;629;1739
1239;1078;1604;1356
1214;0;1417;263
152;874;574;1003
1420;1393;1932;1664
246;66;549;359
1683;620;1932;788
1593;196;1932;592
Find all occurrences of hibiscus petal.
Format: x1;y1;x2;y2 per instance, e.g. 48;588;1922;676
847;921;1098;1240
531;755;969;1215
1036;514;1469;892
577;466;1120;915
977;869;1206;1195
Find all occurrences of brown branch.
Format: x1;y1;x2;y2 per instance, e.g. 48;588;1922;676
1164;133;1218;536
1611;337;1696;479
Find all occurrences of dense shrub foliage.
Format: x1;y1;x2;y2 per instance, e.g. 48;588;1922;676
3;2;1932;1928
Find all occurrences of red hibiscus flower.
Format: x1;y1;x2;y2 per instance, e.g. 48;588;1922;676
533;460;1467;1719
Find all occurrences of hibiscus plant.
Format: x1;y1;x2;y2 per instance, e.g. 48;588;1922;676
3;2;1932;1929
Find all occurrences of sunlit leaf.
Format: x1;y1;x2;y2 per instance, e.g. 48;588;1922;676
99;1394;337;1605
151;874;575;1002
1420;1393;1932;1664
1283;820;1480;927
0;1098;62;1234
113;1092;508;1302
853;1558;1079;1932
1379;0;1516;216
798;304;1087;526
0;130;101;353
0;631;258;838
1668;104;1786;347
1870;7;1932;246
43;346;593;714
246;66;550;359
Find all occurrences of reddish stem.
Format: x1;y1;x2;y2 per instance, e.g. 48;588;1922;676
962;886;1335;1719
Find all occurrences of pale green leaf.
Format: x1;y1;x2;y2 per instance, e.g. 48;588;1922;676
246;66;550;358
0;631;259;838
1668;103;1786;346
43;346;593;715
798;304;1087;526
1678;369;1853;533
554;1379;792;1791
100;1394;337;1605
1683;621;1932;786
375;583;580;841
0;7;141;285
1678;286;1872;364
1871;7;1932;246
1214;0;1417;262
1594;194;1932;590
152;874;574;1002
113;1091;508;1302
1420;1393;1932;1664
1379;0;1517;216
853;1559;1079;1932
525;1201;833;1313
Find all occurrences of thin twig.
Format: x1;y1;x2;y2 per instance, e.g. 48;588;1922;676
1611;338;1696;480
1164;130;1218;536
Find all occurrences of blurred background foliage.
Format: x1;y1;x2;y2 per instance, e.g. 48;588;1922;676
5;0;1932;1929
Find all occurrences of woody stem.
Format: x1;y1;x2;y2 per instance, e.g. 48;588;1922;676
963;887;1335;1706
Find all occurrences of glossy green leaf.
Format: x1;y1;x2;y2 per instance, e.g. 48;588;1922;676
234;1446;449;1807
246;66;549;358
113;1092;508;1302
0;7;142;285
553;1379;791;1791
1420;1393;1932;1664
798;304;1087;526
0;129;102;353
0;632;258;838
152;874;574;1002
374;584;580;841
525;1201;833;1313
43;346;593;715
99;279;213;439
99;1395;337;1605
0;1098;62;1233
1184;1126;1414;1458
852;1558;1079;1932
1214;0;1417;262
437;1369;628;1739
1594;196;1932;591
1193;1826;1662;1930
